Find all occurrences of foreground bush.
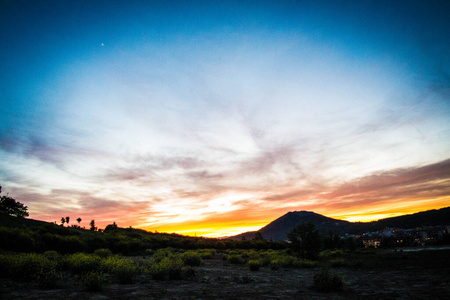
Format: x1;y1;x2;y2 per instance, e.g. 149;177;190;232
94;248;113;258
0;253;62;288
227;254;246;264
102;256;140;284
247;259;262;271
80;271;107;291
67;253;101;275
180;251;203;266
310;268;346;292
147;256;185;280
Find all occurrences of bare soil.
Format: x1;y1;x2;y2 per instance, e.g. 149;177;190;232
1;250;449;300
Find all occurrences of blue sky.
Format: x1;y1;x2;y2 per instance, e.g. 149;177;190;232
1;1;449;236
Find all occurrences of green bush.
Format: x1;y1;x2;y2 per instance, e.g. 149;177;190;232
94;248;113;258
147;256;184;280
247;259;262;271
67;253;101;275
293;259;317;268
80;271;106;291
0;253;62;288
197;249;216;259
8;253;48;281
102;256;140;284
43;250;60;260
310;268;346;292
322;249;345;258
270;259;281;270
181;251;203;266
35;261;62;289
227;254;246;264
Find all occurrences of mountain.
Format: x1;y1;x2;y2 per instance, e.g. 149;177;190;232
228;207;450;241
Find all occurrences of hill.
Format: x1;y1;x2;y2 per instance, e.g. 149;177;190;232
228;207;450;241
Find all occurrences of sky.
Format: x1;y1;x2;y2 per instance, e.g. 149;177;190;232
1;0;449;237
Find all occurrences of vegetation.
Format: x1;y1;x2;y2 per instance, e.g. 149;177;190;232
287;222;322;259
0;189;28;218
310;267;346;292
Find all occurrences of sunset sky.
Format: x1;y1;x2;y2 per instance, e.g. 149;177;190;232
1;1;449;237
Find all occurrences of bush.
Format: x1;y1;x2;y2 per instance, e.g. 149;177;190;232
247;260;262;271
9;253;48;281
319;249;345;258
181;251;203;266
197;249;216;259
227;254;246;264
80;271;106;291
35;261;62;289
67;253;101;275
147;256;184;280
270;259;281;270
0;253;62;288
94;248;113;258
102;256;139;284
310;268;346;292
293;259;317;268
330;258;348;267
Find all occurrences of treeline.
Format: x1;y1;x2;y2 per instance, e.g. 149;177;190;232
0;215;287;254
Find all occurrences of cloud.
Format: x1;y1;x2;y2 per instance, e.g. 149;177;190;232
314;159;450;215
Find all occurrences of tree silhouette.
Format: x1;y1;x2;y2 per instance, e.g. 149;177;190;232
0;191;29;218
90;219;97;231
253;232;264;241
61;217;66;226
65;216;70;225
287;222;322;259
77;217;82;224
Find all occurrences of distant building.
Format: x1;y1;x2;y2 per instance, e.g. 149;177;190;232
363;239;381;248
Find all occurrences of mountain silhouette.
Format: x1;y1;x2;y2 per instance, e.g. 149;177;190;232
228;207;450;241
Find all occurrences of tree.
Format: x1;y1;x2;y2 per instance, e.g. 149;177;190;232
0;191;29;218
287;222;322;259
77;217;82;224
61;217;66;226
65;216;70;225
253;231;264;241
90;219;97;231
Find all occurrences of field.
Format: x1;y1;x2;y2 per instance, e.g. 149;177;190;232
1;248;449;299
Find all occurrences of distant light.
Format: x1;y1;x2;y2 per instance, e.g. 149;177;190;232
101;43;104;46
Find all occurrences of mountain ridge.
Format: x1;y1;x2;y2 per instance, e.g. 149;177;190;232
227;207;450;241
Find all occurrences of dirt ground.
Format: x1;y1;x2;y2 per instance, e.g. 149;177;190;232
1;250;449;300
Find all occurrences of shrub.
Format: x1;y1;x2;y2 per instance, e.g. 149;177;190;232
81;271;106;291
9;253;47;281
197;249;216;259
102;256;139;284
0;253;62;288
181;251;203;266
310;268;346;292
94;248;113;258
270;259;281;270
227;254;246;265
293;259;317;268
319;249;345;259
67;253;101;275
43;250;60;260
330;258;348;267
147;256;184;280
35;261;62;289
247;260;262;271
